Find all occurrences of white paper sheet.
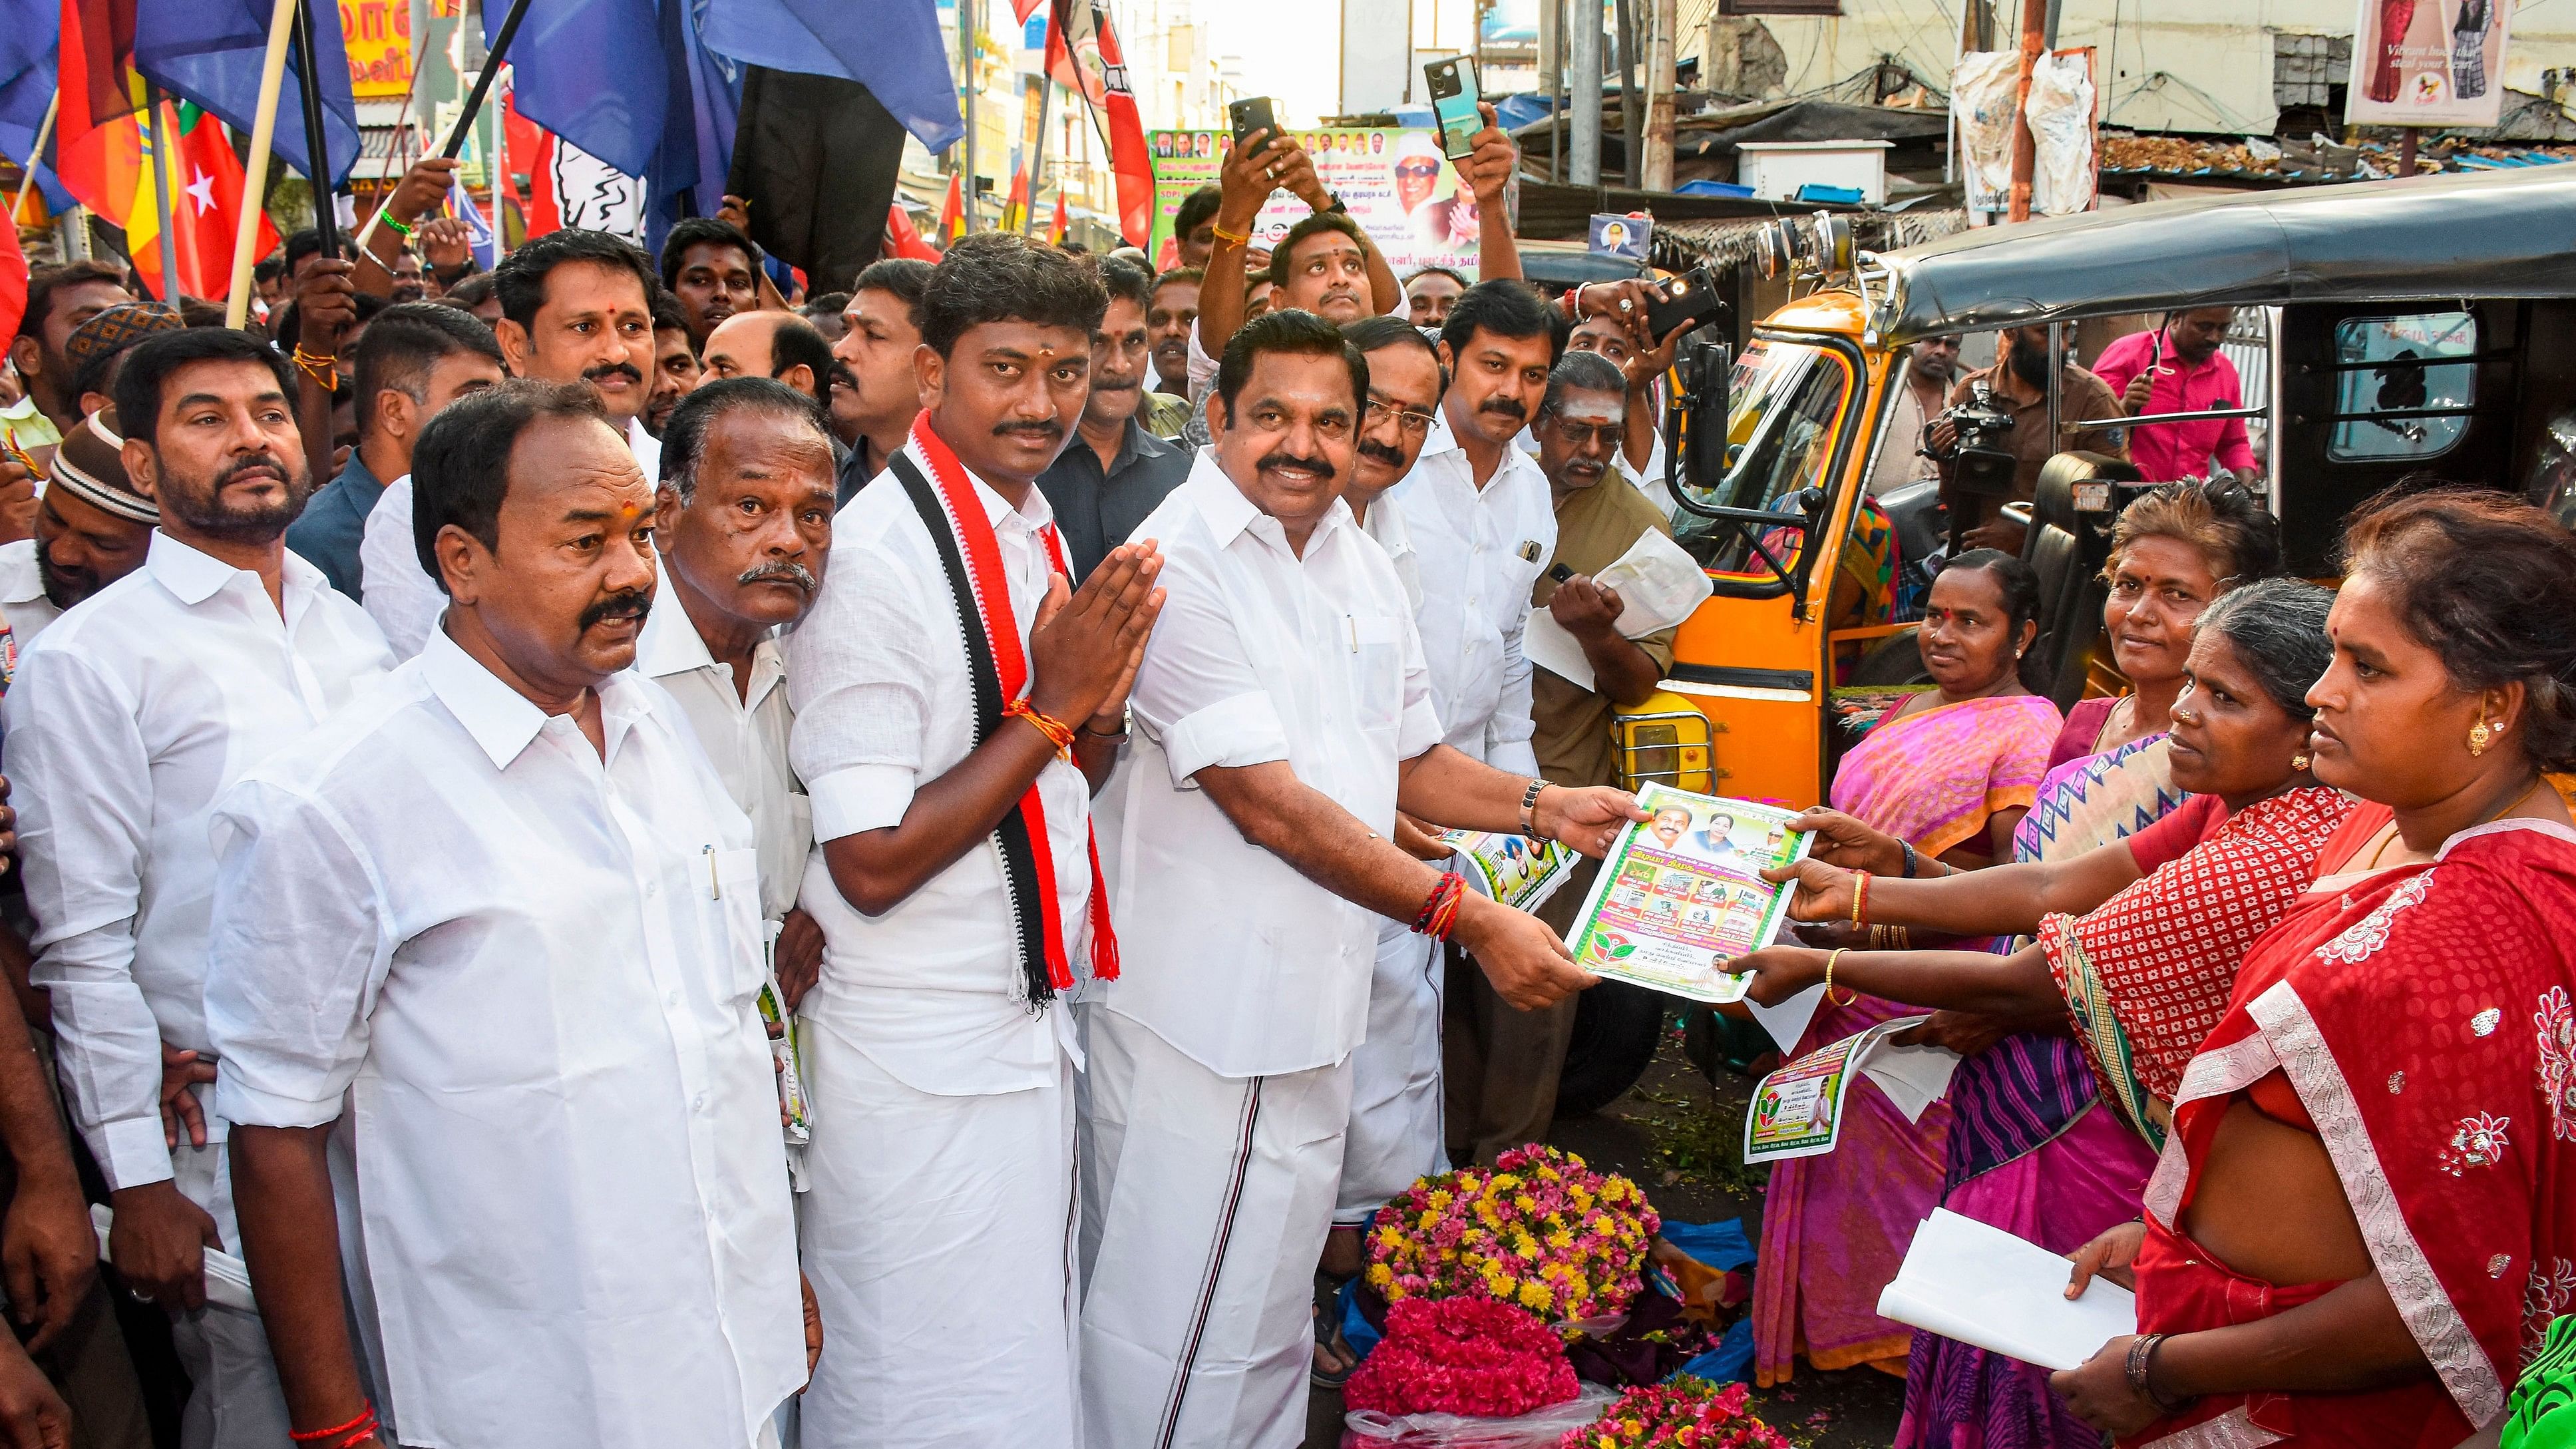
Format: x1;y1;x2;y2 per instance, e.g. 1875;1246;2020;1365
91;1204;257;1312
1876;1208;2135;1371
1861;1037;1964;1123
1527;528;1714;690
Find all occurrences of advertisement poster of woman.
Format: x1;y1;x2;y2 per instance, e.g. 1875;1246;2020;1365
2346;0;2511;126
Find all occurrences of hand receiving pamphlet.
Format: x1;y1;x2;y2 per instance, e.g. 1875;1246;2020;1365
1560;782;1811;1003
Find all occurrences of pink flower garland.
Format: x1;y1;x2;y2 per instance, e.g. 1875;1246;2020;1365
1558;1378;1791;1449
1366;1144;1662;1321
1345;1297;1581;1419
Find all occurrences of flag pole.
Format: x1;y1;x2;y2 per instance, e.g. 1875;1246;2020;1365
290;0;341;262
10;95;57;226
224;0;303;327
146;88;184;300
436;0;535;160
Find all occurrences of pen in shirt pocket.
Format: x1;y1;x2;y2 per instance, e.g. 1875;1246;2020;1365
704;844;721;900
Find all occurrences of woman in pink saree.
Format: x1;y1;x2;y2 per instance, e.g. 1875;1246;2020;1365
2051;491;2576;1448
1755;550;2061;1385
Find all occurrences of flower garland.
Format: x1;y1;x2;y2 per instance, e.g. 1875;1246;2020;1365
1560;1377;1790;1449
1367;1145;1661;1321
1344;1297;1581;1419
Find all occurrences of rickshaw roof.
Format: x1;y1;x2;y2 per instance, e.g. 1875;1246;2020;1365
1872;166;2576;344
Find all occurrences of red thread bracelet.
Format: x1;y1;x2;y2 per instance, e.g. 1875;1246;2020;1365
1003;699;1077;760
289;1404;377;1447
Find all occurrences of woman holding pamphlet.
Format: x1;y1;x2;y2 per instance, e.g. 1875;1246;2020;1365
1752;550;2060;1388
1904;480;2282;1449
2040;491;2576;1448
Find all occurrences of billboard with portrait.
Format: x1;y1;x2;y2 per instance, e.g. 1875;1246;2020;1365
1146;127;1482;277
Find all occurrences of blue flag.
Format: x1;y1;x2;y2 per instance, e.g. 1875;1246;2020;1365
497;0;737;254
447;176;498;272
699;0;962;152
136;0;363;188
0;0;71;210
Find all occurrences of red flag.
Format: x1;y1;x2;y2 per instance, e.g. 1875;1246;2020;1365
132;104;278;302
56;0;146;227
1045;0;1153;248
886;204;942;262
0;215;27;343
1049;192;1067;245
504;88;562;239
937;170;962;242
1009;0;1043;23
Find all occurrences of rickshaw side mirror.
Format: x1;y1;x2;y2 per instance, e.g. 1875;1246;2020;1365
1672;340;1732;497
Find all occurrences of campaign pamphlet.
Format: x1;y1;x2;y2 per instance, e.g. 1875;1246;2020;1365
1877;1209;2136;1371
1744;1014;1962;1163
1561;783;1811;1003
1523;528;1712;692
1434;828;1580;915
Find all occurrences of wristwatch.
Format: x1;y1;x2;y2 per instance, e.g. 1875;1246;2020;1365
1320;192;1348;215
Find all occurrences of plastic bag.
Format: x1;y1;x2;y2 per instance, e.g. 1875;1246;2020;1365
1949;51;2023;212
2026;51;2098;215
1342;1382;1622;1448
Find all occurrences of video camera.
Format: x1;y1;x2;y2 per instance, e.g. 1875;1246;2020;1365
1927;381;2018;498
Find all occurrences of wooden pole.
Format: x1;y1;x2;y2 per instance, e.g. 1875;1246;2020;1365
1642;0;1675;191
146;89;183;300
11;95;57;226
224;0;303;328
2398;125;2419;176
2006;0;2045;222
960;0;979;232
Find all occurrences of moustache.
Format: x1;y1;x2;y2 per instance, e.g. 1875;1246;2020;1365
1255;449;1336;483
1479;396;1528;423
217;452;291;488
1092;373;1140;393
739;560;818;593
827;362;858;393
578;588;653;632
1357;438;1405;469
584;361;646;388
993;420;1065;444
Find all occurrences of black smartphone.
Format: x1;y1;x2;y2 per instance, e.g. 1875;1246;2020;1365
1548;562;1576;584
1423;57;1483;159
1643;266;1726;341
1228;97;1277;152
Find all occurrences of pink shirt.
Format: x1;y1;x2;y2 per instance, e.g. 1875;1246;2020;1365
2090;329;2257;482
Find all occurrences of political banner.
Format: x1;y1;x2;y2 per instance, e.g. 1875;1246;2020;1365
340;0;415;101
1147;126;1479;278
2346;0;2511;128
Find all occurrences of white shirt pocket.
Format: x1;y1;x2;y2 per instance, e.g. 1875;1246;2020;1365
1351;613;1406;733
714;847;767;1000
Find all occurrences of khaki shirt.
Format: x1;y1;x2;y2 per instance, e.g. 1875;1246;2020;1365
1530;480;1683;790
1947;363;2127;500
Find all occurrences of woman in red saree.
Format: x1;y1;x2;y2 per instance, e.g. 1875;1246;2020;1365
2050;489;2576;1448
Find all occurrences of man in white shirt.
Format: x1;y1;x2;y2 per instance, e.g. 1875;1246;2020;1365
1081;310;1641;1449
7;328;395;1449
208;380;810;1449
0;408;155;658
640;376;834;1010
363;230;663;658
1316;317;1451;1345
786;233;1162;1449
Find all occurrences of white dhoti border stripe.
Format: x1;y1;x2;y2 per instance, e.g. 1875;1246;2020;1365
1077;1006;1352;1449
1336;923;1447;1225
796;1016;1081;1449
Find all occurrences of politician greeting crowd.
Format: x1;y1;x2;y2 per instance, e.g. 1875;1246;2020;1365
3;89;2576;1449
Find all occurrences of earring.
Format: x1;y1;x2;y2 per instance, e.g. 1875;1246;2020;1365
2291;753;2312;771
2469;720;2493;757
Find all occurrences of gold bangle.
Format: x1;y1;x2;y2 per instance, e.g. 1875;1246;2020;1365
1208;221;1250;247
1823;947;1845;994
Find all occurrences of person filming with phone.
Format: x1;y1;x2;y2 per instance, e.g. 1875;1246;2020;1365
2091;307;2258;484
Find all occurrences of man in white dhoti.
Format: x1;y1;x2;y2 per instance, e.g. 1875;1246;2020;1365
7;329;395;1449
208;381;814;1448
1081;309;1644;1449
785;232;1164;1449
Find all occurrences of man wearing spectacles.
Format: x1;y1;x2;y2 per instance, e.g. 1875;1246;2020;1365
1465;351;1684;1164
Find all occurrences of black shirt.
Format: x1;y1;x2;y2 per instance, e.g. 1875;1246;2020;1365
1033;419;1192;581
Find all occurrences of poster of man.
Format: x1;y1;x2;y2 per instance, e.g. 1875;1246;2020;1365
1147;126;1483;275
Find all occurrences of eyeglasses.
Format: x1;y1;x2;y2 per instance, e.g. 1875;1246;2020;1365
1546;417;1623;449
1395;162;1442;178
1366;398;1438;436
